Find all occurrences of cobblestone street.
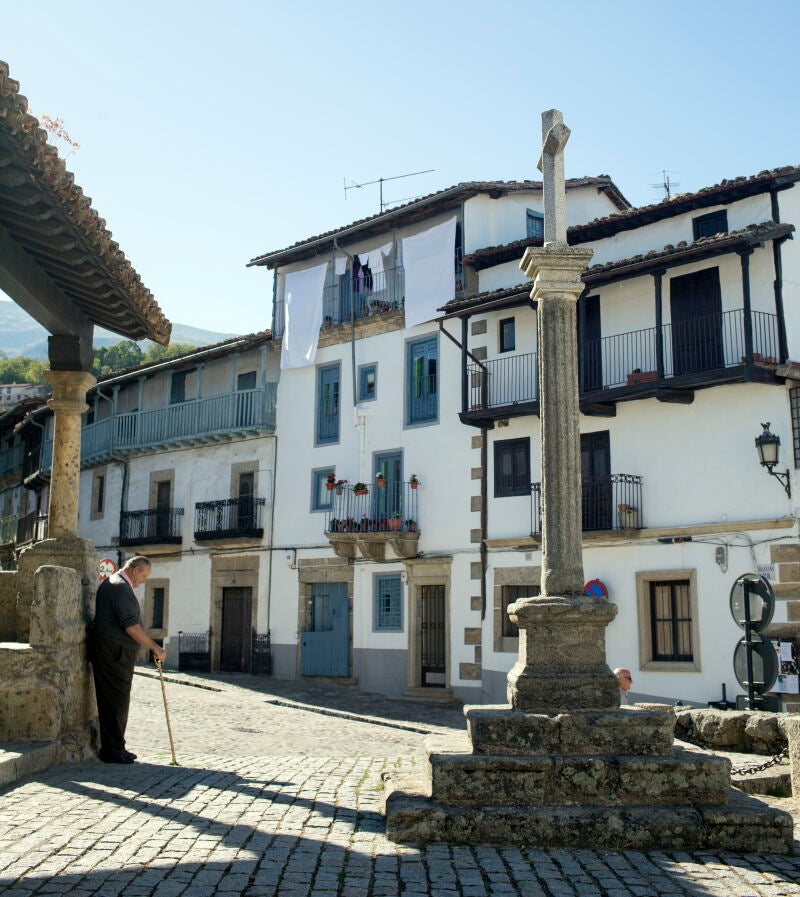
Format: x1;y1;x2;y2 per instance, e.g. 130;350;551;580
2;669;800;896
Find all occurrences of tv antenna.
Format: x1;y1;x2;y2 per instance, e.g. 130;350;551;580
344;168;435;212
651;169;679;201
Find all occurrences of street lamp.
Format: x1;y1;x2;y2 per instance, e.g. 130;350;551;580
754;422;791;498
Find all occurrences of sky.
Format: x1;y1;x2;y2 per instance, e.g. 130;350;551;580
3;0;800;337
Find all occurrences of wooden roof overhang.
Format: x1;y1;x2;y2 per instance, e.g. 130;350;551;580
440;221;794;321
0;61;170;370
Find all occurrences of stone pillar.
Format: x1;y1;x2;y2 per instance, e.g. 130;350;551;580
44;370;96;539
506;244;619;712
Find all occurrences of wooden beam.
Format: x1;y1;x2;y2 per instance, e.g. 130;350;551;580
656;387;695;404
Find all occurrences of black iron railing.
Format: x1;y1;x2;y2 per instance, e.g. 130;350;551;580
178;630;210;672
120;508;184;546
251;630;271;675
529;474;643;534
324;481;420;534
468;309;778;411
194;497;266;541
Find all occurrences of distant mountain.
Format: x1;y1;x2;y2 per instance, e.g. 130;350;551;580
0;301;237;359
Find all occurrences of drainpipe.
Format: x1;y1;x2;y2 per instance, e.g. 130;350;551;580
264;434;279;639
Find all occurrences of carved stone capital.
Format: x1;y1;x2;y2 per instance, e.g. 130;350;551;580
520;245;594;299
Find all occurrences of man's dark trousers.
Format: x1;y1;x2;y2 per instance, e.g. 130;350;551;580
89;634;139;753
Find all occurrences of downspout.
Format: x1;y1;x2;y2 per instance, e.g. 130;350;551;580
480;426;488;621
770;189;790;363
264;434;278;644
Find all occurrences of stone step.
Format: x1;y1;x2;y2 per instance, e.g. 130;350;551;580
383;774;794;853
425;736;730;807
466;705;675;756
0;741;61;788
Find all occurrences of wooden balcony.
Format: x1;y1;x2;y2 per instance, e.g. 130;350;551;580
324;480;420;561
42;385;277;470
461;308;779;426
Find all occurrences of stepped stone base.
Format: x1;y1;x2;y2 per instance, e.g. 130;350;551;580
384;777;794;853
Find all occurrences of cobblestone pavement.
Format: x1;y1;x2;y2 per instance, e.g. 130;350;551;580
1;669;800;896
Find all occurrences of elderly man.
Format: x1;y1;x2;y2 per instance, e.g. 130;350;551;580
614;667;633;705
88;556;166;764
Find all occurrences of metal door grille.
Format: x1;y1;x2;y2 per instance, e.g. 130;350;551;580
420;584;446;687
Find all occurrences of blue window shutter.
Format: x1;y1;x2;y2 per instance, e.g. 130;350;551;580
407;337;438;424
317;365;340;443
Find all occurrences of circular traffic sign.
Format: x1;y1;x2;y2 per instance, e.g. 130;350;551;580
98;558;117;580
584;579;608;598
733;632;779;694
730;573;774;631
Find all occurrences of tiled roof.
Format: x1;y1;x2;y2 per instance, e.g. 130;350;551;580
0;61;171;345
463;166;800;270
92;329;273;388
248;177;629;269
442;221;794;315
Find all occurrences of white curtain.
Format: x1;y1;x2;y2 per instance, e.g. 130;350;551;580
402;217;456;328
280;262;328;369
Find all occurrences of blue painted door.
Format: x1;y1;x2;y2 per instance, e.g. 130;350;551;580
374;451;402;524
301;583;349;676
317;365;340;443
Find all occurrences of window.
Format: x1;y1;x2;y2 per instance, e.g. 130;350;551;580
499;318;515;353
237;371;257;391
526;209;544;239
359;364;377;402
312;467;335;511
96;475;105;514
170;370;187;404
407;336;438;425
374;574;403;631
636;570;700;672
692;210;728;240
90;468;107;520
501;583;540;637
316;364;341;444
790;385;800;469
151;587;165;630
494;438;530;497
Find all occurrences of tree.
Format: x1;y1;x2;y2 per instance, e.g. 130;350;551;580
0;356;47;385
142;343;197;363
92;341;144;378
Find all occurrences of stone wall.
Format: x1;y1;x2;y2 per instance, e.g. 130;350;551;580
675;708;785;755
0;571;17;641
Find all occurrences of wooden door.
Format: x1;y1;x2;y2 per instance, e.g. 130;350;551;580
373;451;402;524
221;587;252;672
581;431;611;530
420;584;446;687
301;583;349;677
670;268;723;375
580;295;603;391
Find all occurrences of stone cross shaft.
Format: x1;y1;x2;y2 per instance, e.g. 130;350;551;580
537;109;570;244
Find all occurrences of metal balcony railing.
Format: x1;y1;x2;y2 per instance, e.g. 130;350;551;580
42;385;277;470
529;474;643;534
119;508;184;546
194;497;266;541
322;265;405;326
0;514;19;544
466;309;778;412
324;481;420;534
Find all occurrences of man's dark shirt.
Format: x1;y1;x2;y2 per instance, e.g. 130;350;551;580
92;572;143;646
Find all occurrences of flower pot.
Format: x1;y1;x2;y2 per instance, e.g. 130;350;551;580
388;518;401;531
376;478;386;489
354;488;368;496
326;482;335;491
410;481;418;490
618;509;639;529
407;523;417;532
335;486;343;495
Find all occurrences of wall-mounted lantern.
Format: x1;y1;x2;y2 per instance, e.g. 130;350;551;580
754;422;791;498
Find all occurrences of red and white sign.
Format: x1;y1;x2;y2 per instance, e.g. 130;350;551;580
98;558;117;580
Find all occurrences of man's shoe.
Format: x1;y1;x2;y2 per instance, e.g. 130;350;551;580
99;749;134;764
123;750;137;760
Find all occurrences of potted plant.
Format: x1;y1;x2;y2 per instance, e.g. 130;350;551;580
335;478;347;495
344;515;355;532
329;517;340;532
353;482;368;496
409;474;420;490
618;503;639;529
405;519;417;532
376;473;386;488
326;472;336;491
388;512;402;531
360;514;371;532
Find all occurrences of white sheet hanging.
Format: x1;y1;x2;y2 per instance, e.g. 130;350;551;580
280;262;328;369
401;217;456;328
334;256;348;277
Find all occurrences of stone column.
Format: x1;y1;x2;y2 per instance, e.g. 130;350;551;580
44;370;95;539
506;244;619;712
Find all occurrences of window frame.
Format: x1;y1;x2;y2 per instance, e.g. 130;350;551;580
311;466;335;512
635;569;701;672
315;362;341;445
373;573;403;632
692;210;728;240
90;466;107;521
358;363;378;402
526;208;544;239
493;566;541;653
406;334;439;427
494;437;531;497
499;317;516;354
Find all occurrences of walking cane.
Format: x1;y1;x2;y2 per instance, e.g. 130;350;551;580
154;656;179;766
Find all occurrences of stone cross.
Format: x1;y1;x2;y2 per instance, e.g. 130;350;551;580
537;109;570;244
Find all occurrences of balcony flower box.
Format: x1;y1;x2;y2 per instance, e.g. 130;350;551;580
626;369;657;386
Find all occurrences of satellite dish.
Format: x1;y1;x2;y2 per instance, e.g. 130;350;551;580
729;573;774;632
733;632;779;695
